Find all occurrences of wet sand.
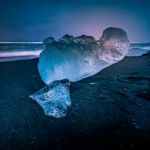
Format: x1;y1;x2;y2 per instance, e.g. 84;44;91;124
0;52;150;150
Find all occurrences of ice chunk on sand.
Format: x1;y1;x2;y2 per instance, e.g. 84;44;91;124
30;80;71;118
31;27;130;118
38;27;129;85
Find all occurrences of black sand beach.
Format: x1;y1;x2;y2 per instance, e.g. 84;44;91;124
0;53;150;150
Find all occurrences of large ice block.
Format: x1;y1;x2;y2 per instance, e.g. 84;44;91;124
38;27;129;85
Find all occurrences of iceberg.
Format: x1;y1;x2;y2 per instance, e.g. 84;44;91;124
30;27;130;118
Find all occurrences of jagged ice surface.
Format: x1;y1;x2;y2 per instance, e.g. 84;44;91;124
30;81;71;118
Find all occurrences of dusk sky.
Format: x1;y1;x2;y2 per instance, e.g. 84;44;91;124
0;0;150;42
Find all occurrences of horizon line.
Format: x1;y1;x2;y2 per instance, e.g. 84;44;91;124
0;42;150;44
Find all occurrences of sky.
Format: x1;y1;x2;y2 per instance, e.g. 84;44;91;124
0;0;150;42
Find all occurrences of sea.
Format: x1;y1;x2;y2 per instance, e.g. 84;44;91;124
0;42;150;62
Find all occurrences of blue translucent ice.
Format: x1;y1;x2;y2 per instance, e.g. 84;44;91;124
30;81;71;118
30;27;130;118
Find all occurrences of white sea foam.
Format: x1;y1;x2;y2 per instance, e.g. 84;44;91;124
0;50;42;62
0;50;42;57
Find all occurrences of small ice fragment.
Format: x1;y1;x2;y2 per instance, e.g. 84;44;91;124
30;81;71;118
89;82;96;85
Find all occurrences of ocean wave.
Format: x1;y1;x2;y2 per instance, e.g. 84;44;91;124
0;50;42;57
127;48;150;56
0;50;42;62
